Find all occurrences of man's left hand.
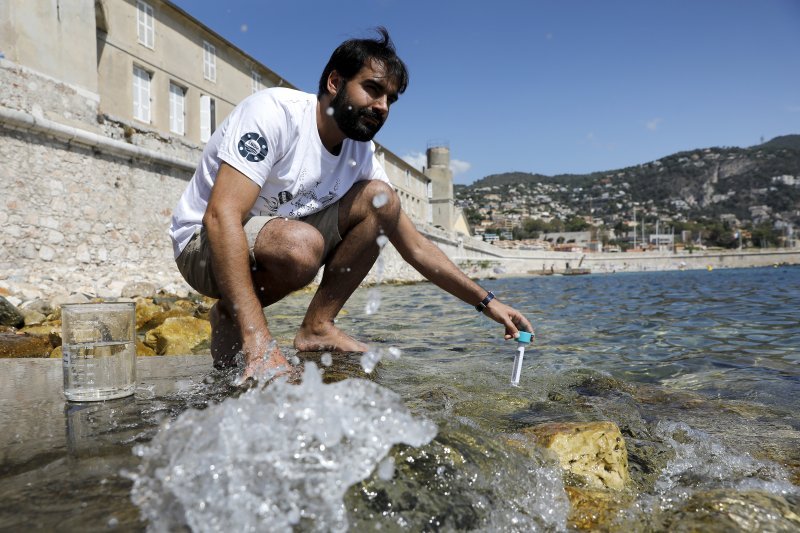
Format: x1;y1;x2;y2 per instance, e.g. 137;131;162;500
482;300;534;341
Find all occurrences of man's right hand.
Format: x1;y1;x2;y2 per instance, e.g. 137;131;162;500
239;332;294;384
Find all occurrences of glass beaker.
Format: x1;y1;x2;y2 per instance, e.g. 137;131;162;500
61;302;136;401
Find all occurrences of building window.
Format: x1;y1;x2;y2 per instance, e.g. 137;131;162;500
169;83;185;135
132;65;151;123
203;41;216;82
136;1;154;49
251;71;262;94
200;94;215;142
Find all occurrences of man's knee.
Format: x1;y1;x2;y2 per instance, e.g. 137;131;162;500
253;222;324;285
361;180;400;226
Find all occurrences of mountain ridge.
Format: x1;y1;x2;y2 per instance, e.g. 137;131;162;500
456;134;800;231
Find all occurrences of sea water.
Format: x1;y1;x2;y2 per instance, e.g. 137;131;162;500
62;340;136;401
1;267;798;530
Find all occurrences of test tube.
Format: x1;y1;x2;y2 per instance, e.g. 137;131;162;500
511;330;533;386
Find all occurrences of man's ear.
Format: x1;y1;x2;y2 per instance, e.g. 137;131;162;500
327;70;342;96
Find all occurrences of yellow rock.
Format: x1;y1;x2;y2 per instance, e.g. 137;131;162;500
141;308;195;331
136;340;156;356
522;421;630;490
134;298;164;330
144;316;211;355
0;332;53;358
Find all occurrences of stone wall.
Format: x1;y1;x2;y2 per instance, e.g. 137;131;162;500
0;124;193;298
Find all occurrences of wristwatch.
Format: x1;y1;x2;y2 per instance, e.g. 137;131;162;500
475;291;495;312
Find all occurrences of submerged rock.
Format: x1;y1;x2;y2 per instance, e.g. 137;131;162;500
660;489;800;532
564;486;633;531
522;421;631;491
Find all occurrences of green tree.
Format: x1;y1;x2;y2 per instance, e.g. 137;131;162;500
749;222;780;248
564;215;590;232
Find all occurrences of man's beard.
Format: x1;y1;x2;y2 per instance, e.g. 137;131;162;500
329;88;385;142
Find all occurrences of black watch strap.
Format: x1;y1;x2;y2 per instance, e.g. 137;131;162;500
475;291;495;312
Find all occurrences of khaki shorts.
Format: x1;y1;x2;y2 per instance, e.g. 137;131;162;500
175;204;342;298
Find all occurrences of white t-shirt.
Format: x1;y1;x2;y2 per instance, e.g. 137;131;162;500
169;87;390;258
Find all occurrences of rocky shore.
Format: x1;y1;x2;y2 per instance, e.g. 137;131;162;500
0;275;215;359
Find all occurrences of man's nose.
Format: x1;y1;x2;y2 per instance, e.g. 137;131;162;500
372;95;389;116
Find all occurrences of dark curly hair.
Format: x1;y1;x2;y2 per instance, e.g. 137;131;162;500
317;27;408;97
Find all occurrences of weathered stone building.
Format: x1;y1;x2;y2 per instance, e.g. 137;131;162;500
0;0;454;297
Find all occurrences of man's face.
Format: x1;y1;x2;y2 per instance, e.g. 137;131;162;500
329;61;399;142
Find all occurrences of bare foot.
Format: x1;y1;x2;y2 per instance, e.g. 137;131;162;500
210;302;242;369
294;322;368;352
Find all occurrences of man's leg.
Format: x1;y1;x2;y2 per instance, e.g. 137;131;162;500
211;219;327;367
294;180;401;351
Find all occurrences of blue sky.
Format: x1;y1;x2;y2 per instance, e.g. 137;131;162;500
171;0;800;184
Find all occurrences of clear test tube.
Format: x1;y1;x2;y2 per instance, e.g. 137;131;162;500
510;330;533;386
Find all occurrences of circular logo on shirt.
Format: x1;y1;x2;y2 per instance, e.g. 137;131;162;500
237;132;268;162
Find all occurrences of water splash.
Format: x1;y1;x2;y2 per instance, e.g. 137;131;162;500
654;420;798;496
128;363;437;532
364;288;381;315
320;352;333;367
364;235;388;316
372;193;389;208
360;346;402;374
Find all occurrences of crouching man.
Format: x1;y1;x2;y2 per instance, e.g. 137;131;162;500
169;28;533;379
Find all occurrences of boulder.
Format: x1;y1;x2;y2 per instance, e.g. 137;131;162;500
21;308;47;327
0;332;53;357
522;421;630;491
19;298;54;316
121;281;158;299
134;298;165;330
19;322;62;348
140;307;194;331
136;340;157;356
0;296;25;328
144;316;211;355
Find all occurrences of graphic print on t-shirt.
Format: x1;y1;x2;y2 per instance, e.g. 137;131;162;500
237;132;268;162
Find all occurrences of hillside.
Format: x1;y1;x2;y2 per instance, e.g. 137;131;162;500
456;135;800;234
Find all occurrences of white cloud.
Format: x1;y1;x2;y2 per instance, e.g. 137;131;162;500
646;118;662;131
402;152;426;171
450;159;471;176
240;24;248;33
401;152;471;176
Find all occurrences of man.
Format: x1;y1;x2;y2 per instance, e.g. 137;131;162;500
169;28;533;379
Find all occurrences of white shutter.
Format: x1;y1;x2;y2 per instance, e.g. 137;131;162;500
137;1;154;48
132;66;150;123
169;83;185;135
200;95;211;142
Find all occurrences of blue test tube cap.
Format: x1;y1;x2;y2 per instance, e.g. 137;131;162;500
517;331;533;344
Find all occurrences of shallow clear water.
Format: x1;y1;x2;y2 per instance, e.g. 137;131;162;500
1;266;798;531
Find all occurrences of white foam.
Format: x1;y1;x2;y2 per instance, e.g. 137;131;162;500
128;363;437;531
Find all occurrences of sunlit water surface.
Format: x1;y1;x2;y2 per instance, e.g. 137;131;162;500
1;267;798;531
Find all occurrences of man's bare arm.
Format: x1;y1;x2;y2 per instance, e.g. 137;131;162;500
389;210;533;339
203;163;286;372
